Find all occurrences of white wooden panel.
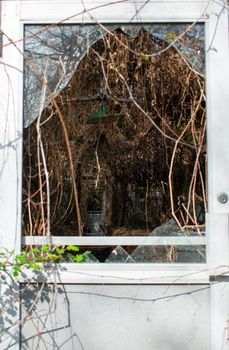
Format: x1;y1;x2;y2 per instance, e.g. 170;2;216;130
20;263;214;284
205;3;229;350
0;2;22;251
23;235;206;246
206;2;229;214
0;3;22;350
19;0;210;22
207;213;229;268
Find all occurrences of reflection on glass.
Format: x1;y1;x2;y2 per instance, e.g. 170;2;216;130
106;246;135;263
71;245;205;263
23;24;206;263
24;24;204;127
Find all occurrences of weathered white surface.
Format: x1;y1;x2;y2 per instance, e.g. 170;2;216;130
0;3;22;349
23;235;206;246
211;282;229;350
21;284;210;350
207;213;229;268
18;263;213;284
19;0;209;22
0;1;22;253
206;1;229;214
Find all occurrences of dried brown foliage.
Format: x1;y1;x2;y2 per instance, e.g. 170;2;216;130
23;29;206;236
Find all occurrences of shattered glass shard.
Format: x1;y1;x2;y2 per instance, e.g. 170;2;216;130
106;246;135;263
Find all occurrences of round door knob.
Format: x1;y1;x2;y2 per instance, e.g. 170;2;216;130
217;192;228;204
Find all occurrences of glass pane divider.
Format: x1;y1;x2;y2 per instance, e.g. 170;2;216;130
22;236;206;246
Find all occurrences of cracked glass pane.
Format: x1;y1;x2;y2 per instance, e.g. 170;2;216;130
24;23;204;127
23;23;206;263
70;245;205;263
106;246;135;263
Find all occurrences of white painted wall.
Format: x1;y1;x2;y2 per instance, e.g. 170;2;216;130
21;284;211;350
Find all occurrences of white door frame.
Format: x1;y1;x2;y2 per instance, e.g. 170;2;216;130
0;1;228;349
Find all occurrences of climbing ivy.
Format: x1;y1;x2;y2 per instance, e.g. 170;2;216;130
0;246;88;277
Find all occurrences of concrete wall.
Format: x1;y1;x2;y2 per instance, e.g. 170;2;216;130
21;284;210;350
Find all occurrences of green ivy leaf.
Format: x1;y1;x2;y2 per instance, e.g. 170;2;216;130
29;247;41;255
34;255;45;262
13;265;21;271
13;271;20;277
41;245;50;253
73;254;84;263
55;247;65;255
0;262;6;270
66;245;80;252
48;254;58;261
29;261;41;269
12;265;21;277
16;252;27;264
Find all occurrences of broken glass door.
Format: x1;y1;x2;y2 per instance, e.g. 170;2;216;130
23;23;206;263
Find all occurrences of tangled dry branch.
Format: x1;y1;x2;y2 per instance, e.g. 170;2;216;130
22;28;206;238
